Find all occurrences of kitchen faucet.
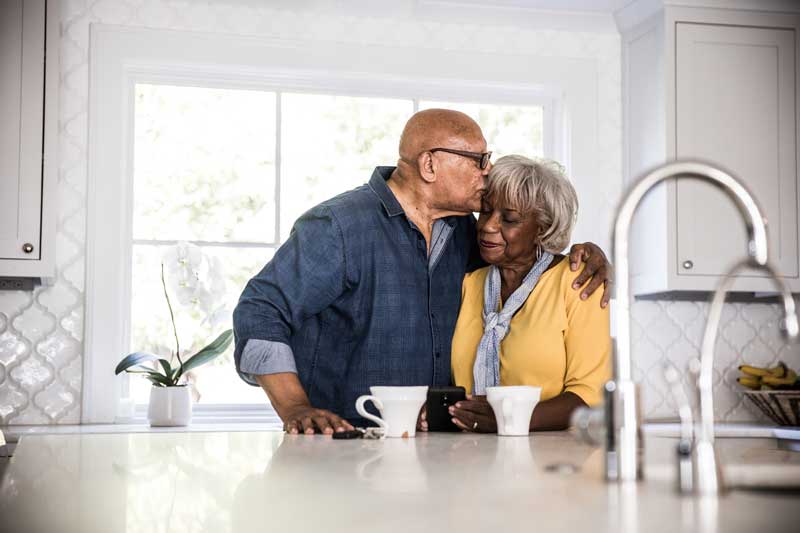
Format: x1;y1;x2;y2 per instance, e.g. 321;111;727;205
608;161;769;482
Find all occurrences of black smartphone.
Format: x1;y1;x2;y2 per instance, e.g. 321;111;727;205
426;386;467;432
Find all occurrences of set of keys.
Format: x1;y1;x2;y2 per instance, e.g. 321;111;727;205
331;427;385;440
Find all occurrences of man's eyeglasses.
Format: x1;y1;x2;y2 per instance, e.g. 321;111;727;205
429;148;493;170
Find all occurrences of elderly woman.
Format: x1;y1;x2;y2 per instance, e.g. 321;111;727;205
449;155;610;432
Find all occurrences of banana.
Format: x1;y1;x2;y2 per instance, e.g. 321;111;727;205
768;362;788;378
738;363;799;389
739;363;789;378
737;376;762;390
762;369;798;387
739;365;772;378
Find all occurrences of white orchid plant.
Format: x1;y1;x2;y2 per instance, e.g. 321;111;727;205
115;241;233;387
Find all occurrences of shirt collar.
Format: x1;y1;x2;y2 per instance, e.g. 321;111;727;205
368;166;405;217
367;166;460;228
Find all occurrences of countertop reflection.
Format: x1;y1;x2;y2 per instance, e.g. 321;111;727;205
0;431;797;533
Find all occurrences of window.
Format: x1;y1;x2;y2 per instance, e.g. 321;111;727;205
128;84;546;410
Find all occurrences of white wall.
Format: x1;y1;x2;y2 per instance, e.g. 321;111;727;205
0;0;789;425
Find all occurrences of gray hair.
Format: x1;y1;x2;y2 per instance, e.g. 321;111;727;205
486;155;578;253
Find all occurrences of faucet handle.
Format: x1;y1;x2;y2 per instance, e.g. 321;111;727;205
664;362;694;442
664;362;695;494
687;357;704;427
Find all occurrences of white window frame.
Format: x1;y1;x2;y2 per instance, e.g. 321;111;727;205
84;24;600;423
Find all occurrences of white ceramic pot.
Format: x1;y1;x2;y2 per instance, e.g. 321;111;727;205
148;385;192;427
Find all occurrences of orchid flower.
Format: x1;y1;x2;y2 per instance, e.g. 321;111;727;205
116;241;233;388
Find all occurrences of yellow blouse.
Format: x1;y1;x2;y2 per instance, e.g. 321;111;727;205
451;258;611;406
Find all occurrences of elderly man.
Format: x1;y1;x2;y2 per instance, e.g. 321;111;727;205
233;109;611;434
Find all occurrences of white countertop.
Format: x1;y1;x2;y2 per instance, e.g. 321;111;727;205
0;421;787;441
1;430;798;533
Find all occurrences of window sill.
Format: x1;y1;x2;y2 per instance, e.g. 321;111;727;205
2;419;283;445
2;404;283;446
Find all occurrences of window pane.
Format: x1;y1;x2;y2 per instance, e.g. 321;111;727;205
418;101;544;159
129;243;274;405
133;84;277;243
280;93;413;240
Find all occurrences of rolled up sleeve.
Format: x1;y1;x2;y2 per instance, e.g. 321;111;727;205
238;339;298;385
232;207;350;384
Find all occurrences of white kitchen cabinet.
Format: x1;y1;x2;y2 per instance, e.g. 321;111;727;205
0;0;58;278
617;1;800;294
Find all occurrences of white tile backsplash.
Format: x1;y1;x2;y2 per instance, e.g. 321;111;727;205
631;297;800;423
0;0;794;425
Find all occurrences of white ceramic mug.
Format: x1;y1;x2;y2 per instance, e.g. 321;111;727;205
486;386;541;436
355;386;428;438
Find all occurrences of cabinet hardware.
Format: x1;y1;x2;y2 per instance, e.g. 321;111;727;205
22;243;34;254
682;260;693;270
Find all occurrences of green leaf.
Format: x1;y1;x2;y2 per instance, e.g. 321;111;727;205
115;352;160;375
179;329;233;375
147;372;175;387
126;369;174;386
159;359;173;378
145;376;168;387
144;371;174;387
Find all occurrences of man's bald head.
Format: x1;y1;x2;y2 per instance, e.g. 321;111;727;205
390;109;489;215
398;109;484;162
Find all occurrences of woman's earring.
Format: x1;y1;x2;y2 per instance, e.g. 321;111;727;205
535;244;543;261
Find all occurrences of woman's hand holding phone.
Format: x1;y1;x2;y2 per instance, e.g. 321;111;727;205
449;395;498;433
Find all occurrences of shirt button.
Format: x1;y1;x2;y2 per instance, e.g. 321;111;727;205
435;352;441;359
431;313;436;319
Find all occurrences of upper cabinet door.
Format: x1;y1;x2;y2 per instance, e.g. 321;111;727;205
0;0;45;261
675;23;798;279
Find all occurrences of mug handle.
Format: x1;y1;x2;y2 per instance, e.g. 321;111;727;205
355;395;388;434
502;397;513;435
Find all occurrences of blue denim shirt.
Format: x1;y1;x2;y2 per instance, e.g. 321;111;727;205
233;167;480;425
238;218;456;378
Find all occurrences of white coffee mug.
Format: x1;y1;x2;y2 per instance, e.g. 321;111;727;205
486;386;541;436
355;386;428;438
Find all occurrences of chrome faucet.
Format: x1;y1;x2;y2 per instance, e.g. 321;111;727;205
609;161;769;482
690;260;799;494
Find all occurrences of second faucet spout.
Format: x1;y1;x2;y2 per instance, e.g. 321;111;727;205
692;259;799;494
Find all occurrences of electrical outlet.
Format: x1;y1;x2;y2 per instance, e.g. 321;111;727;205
0;277;36;291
